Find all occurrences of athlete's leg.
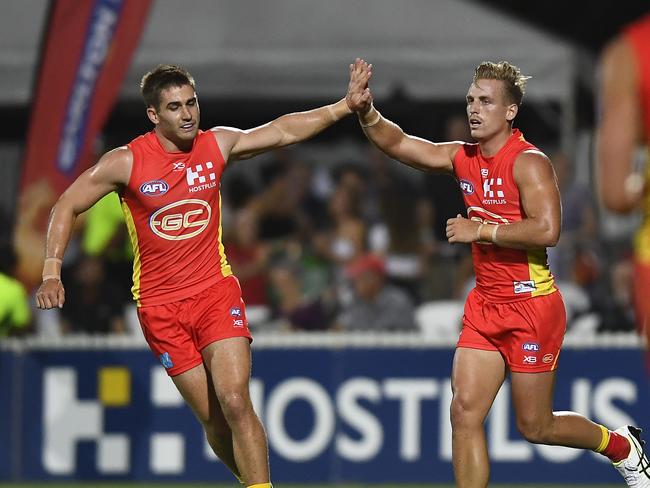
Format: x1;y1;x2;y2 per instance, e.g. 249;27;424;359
510;370;606;448
451;347;506;488
202;337;269;486
171;364;240;478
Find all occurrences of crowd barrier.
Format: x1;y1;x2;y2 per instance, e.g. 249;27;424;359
0;332;647;483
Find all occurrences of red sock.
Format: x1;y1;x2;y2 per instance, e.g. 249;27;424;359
602;431;631;463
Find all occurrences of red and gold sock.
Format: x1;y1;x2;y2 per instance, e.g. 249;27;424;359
594;425;630;463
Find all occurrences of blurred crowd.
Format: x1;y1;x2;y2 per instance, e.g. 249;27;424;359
0;114;640;339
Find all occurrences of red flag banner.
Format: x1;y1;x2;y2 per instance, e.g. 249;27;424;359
15;0;151;288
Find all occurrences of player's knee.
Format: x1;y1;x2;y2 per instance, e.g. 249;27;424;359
450;393;483;430
201;416;230;439
516;415;551;444
218;390;252;424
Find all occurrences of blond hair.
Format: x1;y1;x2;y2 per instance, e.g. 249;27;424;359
473;61;530;106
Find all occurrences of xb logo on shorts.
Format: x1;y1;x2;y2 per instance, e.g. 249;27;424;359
149;199;211;240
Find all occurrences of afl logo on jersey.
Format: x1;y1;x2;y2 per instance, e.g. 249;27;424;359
140;180;169;196
459;179;475;195
149;199;212;240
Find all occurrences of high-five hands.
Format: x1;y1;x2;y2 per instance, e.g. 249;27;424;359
346;58;373;114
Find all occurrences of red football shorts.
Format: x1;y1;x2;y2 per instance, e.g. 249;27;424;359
137;275;253;376
457;289;566;373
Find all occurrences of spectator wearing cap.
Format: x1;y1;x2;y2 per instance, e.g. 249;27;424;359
335;253;417;332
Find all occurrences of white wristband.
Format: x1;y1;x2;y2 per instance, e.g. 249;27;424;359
491;224;500;244
360;108;382;128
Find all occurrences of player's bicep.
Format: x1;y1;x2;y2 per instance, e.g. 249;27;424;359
514;152;561;239
394;136;457;173
214;125;284;161
59;148;131;215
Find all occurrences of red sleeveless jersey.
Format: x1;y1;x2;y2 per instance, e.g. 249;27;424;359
625;14;650;262
453;129;556;302
121;130;232;306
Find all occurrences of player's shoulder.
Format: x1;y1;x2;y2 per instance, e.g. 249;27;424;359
518;149;550;163
209;126;244;160
453;141;479;160
94;146;133;185
513;149;554;183
100;145;133;166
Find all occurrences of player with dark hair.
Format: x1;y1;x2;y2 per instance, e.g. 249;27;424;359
35;63;354;488
346;58;649;487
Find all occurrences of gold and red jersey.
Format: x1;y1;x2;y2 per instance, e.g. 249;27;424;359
121;130;231;307
625;14;650;263
453;129;556;302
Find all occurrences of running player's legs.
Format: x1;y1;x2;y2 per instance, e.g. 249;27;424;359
500;291;601;447
510;369;602;447
506;293;634;474
452;289;507;487
190;277;268;486
172;363;240;478
203;337;269;486
451;346;506;488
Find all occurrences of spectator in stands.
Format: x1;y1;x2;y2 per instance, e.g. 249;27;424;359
0;241;31;337
252;159;301;241
224;209;271;306
335;253;416;332
81;191;133;306
324;186;367;266
420;114;470;301
547;151;597;281
59;254;126;334
268;261;334;331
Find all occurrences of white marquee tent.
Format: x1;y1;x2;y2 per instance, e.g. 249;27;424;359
1;0;578;146
3;0;576;101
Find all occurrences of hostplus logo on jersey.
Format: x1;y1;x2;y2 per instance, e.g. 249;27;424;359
186;162;216;193
482;177;506;205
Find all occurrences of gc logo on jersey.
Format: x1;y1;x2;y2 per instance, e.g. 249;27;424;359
140;180;169;196
149;199;211;240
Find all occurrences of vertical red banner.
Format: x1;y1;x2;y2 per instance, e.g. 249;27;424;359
15;0;152;288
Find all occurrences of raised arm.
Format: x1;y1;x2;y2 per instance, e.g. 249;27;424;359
211;98;352;161
446;151;561;249
597;35;644;214
346;58;459;174
35;147;132;309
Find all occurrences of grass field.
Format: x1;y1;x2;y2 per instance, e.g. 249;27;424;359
0;484;625;487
